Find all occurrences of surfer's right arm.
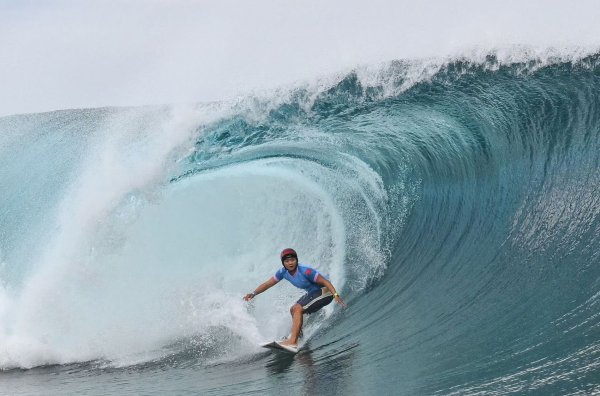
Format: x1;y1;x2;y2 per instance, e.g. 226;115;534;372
243;277;278;301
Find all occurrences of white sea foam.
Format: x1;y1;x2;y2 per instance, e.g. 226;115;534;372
1;1;600;116
0;105;211;368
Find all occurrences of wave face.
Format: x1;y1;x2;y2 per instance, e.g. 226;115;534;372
1;53;600;394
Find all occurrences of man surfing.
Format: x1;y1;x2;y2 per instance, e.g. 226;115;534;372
243;248;346;350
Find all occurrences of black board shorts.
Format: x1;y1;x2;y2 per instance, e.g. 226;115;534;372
297;287;334;314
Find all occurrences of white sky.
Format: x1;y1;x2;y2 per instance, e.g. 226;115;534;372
1;0;599;116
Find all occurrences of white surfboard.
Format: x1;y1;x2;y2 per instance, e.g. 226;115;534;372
261;340;299;354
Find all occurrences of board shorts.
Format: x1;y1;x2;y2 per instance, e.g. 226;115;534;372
297;287;334;314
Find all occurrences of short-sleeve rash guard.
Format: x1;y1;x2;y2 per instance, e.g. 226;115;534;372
273;264;326;293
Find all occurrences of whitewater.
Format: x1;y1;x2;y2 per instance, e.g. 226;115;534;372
2;48;600;394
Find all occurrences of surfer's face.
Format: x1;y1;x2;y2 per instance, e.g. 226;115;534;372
283;257;298;272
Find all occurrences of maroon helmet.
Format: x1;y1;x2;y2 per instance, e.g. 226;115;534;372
280;248;298;262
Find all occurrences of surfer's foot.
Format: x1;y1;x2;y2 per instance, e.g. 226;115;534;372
278;339;298;348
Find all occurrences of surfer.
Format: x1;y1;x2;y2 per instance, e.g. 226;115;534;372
244;248;346;348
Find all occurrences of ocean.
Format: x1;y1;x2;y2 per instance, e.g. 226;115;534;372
1;52;600;395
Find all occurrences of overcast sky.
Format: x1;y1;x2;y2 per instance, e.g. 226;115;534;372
1;0;599;117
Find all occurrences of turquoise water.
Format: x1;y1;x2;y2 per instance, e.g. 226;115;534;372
1;54;600;395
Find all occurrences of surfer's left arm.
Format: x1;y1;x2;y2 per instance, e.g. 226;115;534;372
315;274;347;308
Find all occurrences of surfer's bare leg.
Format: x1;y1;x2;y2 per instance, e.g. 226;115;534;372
281;303;303;346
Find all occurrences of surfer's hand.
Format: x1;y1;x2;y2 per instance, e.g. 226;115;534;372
334;294;347;308
243;292;256;301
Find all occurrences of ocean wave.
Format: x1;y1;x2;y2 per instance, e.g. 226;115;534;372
1;50;599;393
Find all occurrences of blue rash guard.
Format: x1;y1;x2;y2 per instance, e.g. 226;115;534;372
272;264;327;294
